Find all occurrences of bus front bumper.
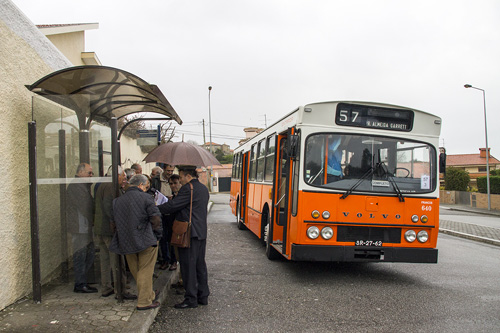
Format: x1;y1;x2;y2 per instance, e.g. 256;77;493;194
290;244;438;263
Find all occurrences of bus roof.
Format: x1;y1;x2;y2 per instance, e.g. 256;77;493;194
234;101;441;152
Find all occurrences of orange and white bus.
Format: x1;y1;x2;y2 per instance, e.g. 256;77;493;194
230;101;441;263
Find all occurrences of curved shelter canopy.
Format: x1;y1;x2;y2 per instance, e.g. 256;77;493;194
27;65;182;128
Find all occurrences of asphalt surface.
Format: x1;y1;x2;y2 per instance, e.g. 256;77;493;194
149;196;500;332
1;194;499;332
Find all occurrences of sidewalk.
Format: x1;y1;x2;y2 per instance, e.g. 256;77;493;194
1;202;499;333
0;198;218;333
439;204;500;247
0;263;179;333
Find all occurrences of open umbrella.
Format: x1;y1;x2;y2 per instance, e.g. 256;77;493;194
143;141;221;167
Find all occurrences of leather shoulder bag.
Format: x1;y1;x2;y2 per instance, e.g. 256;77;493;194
170;183;193;248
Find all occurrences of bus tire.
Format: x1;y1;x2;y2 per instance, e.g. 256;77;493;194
265;213;281;260
236;200;246;230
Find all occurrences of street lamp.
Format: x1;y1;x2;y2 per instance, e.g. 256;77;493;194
208;86;213;192
208;86;213;155
464;84;491;210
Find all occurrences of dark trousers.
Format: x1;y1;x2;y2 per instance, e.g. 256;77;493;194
160;218;177;264
72;233;95;288
178;238;210;305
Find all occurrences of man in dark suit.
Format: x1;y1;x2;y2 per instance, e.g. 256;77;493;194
67;163;97;293
158;165;210;309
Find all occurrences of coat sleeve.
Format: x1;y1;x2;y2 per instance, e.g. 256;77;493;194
157;184;191;215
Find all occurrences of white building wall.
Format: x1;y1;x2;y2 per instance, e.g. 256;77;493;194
45;31;86;66
0;0;72;310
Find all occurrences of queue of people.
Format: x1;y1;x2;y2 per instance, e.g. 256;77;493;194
66;162;210;311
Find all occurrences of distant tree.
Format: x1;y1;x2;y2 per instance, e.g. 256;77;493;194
214;148;224;162
220;154;234;164
118;114;146;138
159;121;176;144
444;167;470;191
477;176;500;194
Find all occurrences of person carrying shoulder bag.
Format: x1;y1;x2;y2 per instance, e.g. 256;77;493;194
158;165;210;309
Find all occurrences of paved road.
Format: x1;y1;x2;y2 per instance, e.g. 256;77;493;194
150;194;500;332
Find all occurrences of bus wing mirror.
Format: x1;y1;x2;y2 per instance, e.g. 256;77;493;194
439;152;446;173
287;134;299;159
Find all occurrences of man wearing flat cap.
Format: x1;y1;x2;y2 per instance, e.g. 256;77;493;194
158;166;210;309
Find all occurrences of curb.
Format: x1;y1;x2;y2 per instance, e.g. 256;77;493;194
442;206;500;217
122;268;180;333
439;228;500;247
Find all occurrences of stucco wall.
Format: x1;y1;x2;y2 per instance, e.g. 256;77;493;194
0;0;72;310
46;31;85;66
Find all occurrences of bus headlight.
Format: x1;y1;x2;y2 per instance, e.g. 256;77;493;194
417;230;429;243
404;230;416;243
307;226;320;239
322;211;330;219
321;227;334;240
411;215;419;223
311;210;320;219
420;215;428;223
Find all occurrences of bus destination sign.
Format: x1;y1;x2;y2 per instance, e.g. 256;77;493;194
335;103;414;132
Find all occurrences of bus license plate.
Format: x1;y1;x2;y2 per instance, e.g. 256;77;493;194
355;240;383;247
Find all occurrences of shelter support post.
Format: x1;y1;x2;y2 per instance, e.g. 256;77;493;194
110;117;123;302
79;130;90;164
59;129;69;283
98;140;104;177
29;121;42;303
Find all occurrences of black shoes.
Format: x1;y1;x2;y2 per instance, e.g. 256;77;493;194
174;298;207;308
174;301;198;309
74;285;98;293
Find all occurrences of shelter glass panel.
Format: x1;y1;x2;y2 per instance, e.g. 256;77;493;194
33;95;112;289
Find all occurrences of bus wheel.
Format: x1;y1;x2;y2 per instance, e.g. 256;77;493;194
265;214;281;260
236;201;246;230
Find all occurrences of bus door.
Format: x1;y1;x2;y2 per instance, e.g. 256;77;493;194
238;151;250;228
271;131;292;255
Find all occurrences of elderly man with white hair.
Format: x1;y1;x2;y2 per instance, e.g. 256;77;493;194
110;174;163;310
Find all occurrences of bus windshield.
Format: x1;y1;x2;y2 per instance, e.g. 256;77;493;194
304;133;436;194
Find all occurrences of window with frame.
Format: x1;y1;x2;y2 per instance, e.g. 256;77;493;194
256;139;266;181
304;133;436;193
249;145;257;181
236;153;243;179
264;135;276;182
232;153;237;178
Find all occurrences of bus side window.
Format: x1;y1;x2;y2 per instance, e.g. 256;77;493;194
264;135;275;182
249;144;257;181
256;139;266;181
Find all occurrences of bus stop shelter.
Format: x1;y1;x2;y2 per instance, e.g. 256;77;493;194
26;65;182;302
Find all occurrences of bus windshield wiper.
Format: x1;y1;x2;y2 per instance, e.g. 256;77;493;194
340;166;375;199
379;162;405;202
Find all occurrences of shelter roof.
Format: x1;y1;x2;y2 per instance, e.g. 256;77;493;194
27;65;182;127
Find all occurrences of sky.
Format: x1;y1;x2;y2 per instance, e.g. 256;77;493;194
12;0;500;155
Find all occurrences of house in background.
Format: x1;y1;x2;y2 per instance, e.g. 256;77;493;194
37;23;101;66
201;142;231;155
446;148;500;188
